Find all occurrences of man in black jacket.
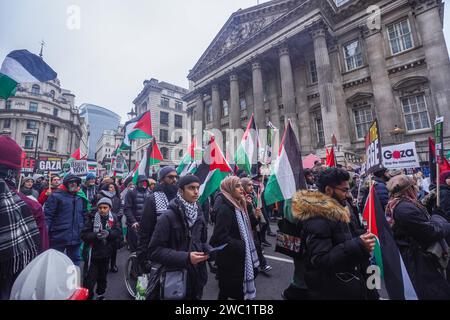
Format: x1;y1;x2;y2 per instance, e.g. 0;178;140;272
148;175;210;300
372;167;390;211
137;167;178;268
124;175;151;251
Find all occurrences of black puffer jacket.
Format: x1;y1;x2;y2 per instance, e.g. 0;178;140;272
439;185;450;221
124;175;151;225
148;198;210;300
80;211;122;260
292;190;372;300
392;200;450;300
373;177;389;211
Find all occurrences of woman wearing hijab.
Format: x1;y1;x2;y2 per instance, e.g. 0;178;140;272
386;175;450;300
210;176;260;300
148;175;210;300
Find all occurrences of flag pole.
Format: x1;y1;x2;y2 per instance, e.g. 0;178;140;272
437;152;441;208
368;176;374;232
128;140;133;172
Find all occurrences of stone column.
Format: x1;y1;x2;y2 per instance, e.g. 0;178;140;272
194;94;205;144
211;84;222;130
229;73;241;129
308;20;340;146
362;26;399;145
329;40;351;148
252;60;266;130
278;44;300;141
295;57;312;154
412;0;450;137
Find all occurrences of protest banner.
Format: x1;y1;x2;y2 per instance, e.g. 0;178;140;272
70;160;89;178
382;142;420;169
38;157;63;173
364;119;383;175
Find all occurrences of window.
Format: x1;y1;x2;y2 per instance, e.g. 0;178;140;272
174;115;183;128
53;108;59;117
27;120;38;130
50;90;55;99
29;102;38;112
354;107;373;140
309;60;318;84
160;129;169;142
5;100;12;110
344;39;363;71
222;100;229;117
402;94;431;131
3;119;11;129
31;85;40;95
335;0;350;6
240;96;247;110
175;101;183;111
160;111;169;125
388;20;413;55
24;136;34;149
161;147;169;159
206;102;213;123
167;90;175;97
313;111;325;146
161;97;170;108
50;124;56;133
48;137;56;152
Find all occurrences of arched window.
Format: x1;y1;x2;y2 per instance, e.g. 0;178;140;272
32;85;40;95
161;147;169;160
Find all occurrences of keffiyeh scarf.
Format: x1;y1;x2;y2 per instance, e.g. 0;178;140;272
0;178;40;277
154;191;169;216
177;193;198;228
235;208;260;300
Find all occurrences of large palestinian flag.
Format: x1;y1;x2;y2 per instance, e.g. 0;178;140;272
264;121;306;206
235;114;259;176
133;139;163;184
195;136;232;205
0;50;57;99
177;138;198;176
120;111;153;151
363;185;418;300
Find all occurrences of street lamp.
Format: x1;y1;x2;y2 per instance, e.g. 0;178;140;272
33;127;40;173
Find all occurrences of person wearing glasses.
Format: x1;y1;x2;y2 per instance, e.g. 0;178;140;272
291;168;376;300
137;167;179;271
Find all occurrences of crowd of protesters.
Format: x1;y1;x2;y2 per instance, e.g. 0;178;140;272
2;134;450;301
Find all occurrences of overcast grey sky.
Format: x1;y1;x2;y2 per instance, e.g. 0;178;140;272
1;0;449;123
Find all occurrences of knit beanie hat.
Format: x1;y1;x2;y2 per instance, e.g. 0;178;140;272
178;175;200;189
97;197;112;208
159;166;176;181
0;136;22;170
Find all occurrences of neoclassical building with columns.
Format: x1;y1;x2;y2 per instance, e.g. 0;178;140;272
184;0;450;163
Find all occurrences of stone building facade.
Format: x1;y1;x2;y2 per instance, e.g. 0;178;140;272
133;78;189;167
184;0;450;163
0;79;88;161
96;126;137;169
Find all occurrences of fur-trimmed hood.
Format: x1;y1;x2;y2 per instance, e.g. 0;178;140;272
291;190;351;223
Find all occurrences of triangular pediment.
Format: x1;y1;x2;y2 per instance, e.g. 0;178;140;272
190;0;304;78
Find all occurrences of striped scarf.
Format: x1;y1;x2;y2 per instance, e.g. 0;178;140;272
0;178;40;277
235;208;260;300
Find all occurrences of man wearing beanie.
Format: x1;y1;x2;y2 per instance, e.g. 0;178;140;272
81;197;121;300
0;136;41;300
147;175;210;300
124;175;152;251
44;174;86;265
137;166;178;270
82;173;98;204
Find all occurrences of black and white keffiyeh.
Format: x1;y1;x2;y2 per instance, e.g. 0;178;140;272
177;193;198;228
235;208;259;300
154;191;169;216
0;178;39;276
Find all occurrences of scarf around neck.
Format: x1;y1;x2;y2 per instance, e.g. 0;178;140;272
177;193;198;228
386;185;427;228
220;177;248;215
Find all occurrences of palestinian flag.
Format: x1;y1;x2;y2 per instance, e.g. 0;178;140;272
363;185;418;300
0;50;57;99
429;137;450;184
264;121;306;206
195;136;232;205
68;148;85;162
235;114;259;176
133;139;163;184
121;111;153;150
177;138;197;176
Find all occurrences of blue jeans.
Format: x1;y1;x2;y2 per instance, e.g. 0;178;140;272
53;244;82;266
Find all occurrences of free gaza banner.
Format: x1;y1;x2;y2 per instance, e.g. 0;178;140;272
382;142;420;169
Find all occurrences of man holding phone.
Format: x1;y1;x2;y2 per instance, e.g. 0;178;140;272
148;175;211;300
